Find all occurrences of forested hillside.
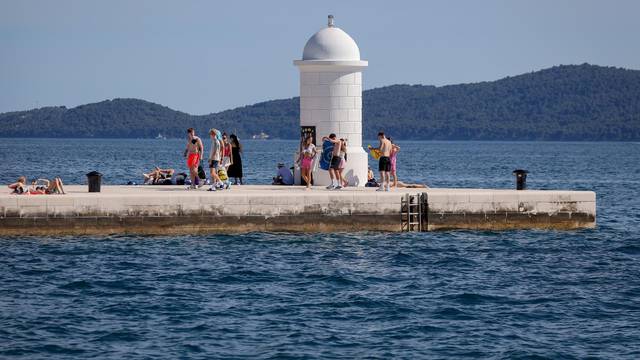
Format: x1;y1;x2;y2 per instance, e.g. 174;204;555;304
1;64;638;140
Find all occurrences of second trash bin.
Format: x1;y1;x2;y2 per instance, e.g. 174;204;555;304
512;169;528;190
86;171;103;192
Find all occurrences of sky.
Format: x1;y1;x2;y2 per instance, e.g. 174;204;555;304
1;0;639;115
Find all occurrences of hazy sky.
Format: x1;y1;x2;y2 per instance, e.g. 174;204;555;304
1;0;639;114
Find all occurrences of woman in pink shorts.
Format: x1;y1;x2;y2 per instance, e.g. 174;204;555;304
298;136;316;190
389;139;400;188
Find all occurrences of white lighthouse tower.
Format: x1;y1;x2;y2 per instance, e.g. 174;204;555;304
294;15;368;186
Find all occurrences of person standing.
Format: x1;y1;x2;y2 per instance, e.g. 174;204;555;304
389;138;400;188
298;135;316;190
221;132;233;171
338;138;348;188
208;128;223;191
321;134;342;190
184;128;204;189
373;131;392;191
227;134;244;185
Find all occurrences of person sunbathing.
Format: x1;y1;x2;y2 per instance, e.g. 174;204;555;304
29;178;66;194
395;180;429;189
143;167;175;184
8;176;28;194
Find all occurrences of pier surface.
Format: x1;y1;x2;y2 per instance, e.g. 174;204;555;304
0;185;595;235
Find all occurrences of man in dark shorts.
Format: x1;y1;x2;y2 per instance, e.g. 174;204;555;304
322;133;343;190
374;131;392;191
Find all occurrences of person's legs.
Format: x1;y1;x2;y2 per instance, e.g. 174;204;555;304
327;169;335;189
338;169;347;187
58;178;65;193
301;168;310;189
209;161;221;191
188;164;195;184
50;178;60;193
391;170;398;187
378;170;385;190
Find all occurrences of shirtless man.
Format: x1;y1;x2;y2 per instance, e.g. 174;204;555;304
183;128;204;189
321;133;342;190
374;131;392;191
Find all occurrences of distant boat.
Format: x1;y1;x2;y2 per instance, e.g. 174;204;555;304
155;133;167;140
252;132;270;140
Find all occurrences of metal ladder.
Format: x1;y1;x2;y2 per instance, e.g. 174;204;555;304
401;193;427;232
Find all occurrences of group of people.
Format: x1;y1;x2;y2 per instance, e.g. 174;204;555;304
322;134;349;190
5;129;422;194
8;176;65;195
184;128;244;191
293;130;422;191
369;131;427;190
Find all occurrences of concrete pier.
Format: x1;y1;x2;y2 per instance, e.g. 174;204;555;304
0;186;595;235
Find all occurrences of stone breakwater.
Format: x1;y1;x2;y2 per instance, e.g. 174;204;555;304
0;186;595;235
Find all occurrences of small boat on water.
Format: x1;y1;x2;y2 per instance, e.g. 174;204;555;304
252;132;270;140
155;133;167;140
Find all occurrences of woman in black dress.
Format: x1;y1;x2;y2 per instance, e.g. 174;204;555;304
227;134;243;185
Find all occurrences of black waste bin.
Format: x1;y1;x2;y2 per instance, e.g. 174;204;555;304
86;171;103;193
512;169;528;190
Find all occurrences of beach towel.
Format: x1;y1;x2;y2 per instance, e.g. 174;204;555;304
367;145;382;160
319;139;334;171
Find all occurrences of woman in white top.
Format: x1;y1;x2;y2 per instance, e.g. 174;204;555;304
298;136;316;190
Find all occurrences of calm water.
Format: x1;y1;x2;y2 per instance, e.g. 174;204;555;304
1;139;639;358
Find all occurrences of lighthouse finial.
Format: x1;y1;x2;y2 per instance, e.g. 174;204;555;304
328;15;334;27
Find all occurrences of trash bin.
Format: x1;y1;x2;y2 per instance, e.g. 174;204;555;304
512;169;528;190
86;171;103;193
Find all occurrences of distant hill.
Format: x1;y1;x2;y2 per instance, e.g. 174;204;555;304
1;64;639;140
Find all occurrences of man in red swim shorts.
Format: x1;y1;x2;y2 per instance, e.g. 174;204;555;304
183;128;204;189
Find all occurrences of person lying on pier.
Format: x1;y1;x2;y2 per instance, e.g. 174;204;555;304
394;180;428;189
8;176;28;194
143;167;175;185
28;177;66;194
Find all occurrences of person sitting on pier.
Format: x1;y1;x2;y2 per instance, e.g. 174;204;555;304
8;176;28;194
365;167;379;188
272;163;294;185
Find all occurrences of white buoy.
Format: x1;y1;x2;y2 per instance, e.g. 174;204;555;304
293;15;368;186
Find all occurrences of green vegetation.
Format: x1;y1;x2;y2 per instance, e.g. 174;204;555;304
1;64;638;140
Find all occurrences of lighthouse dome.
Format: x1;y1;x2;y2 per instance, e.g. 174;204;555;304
302;25;361;61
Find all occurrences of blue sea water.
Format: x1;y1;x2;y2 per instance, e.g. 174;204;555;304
1;139;639;358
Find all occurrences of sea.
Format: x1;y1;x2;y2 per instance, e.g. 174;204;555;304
0;138;639;359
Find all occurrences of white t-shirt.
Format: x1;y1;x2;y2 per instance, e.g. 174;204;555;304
209;138;221;161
